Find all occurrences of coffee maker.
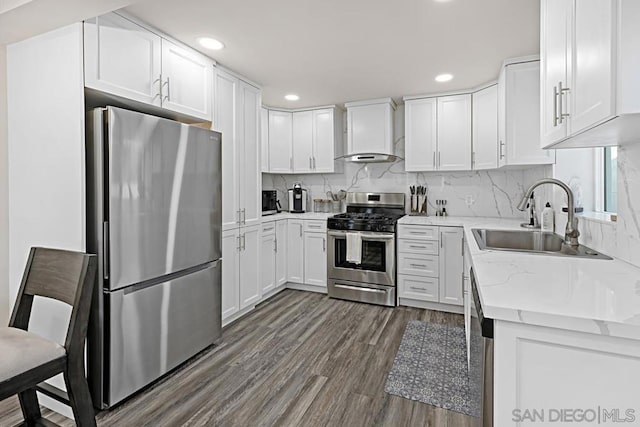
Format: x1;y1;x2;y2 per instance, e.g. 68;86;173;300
287;183;308;213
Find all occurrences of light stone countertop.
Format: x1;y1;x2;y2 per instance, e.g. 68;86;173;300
260;212;335;223
398;215;640;341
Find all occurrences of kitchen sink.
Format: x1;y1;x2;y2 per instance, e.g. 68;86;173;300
472;229;612;260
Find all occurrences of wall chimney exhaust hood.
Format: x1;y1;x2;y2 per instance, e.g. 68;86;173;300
344;98;398;163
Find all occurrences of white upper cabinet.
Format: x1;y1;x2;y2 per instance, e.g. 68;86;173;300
345;98;396;156
84;12;213;121
261;107;269;172
84;13;162;106
264;106;341;173
239;81;262;228
268;110;294;173
292;111;314;173
499;59;555;166
541;0;640;148
404;94;471;172
437;94;472;171
312;108;340;173
214;69;239;230
405;98;437;171
161;39;213;120
472;84;499;170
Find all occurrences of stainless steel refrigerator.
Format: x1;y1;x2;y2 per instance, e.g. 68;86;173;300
86;106;222;409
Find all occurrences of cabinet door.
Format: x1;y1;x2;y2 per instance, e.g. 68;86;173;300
437;95;472;171
161;39;213;120
405;98;437;171
292;111;314;173
239;82;262;228
84;13;162;106
304;232;327;288
222;229;240;321
275;220;288;286
540;0;571;147
472;85;499;170
260;232;276;295
438;227;463;306
503;61;555;166
214;69;240;231
261;107;269;172
268;111;293;172
239;225;261;309
287;220;304;283
312;109;336;173
347;103;393;155
571;0;615;135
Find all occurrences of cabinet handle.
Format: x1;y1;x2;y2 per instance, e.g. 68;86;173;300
440;232;443;248
559;81;570;124
409;245;426;249
237;209;242;224
553;85;559;127
432;152;436;169
237;235;241;252
290;157;293;171
499;141;505;160
309;157;312;169
461;237;464;257
242;209;246;224
471;151;475;168
409;263;427;268
409;286;427;292
299;224;303;237
274;238;277;252
323;237;326;252
242;234;246;251
153;75;162;100
313;157;316;170
163;77;171;102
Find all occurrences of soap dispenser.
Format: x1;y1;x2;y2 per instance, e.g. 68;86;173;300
541;202;555;232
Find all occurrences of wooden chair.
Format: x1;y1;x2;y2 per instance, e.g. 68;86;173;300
0;247;97;426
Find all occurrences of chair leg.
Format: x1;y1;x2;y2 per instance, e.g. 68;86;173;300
18;387;41;424
63;368;96;427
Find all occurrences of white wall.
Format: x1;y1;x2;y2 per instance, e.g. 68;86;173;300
0;43;9;324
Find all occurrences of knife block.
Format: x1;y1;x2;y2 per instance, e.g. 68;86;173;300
409;195;428;216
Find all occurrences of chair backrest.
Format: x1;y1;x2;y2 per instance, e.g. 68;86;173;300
9;247;97;355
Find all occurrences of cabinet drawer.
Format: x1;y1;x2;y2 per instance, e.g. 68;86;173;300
398;225;439;241
398;274;439;302
261;222;276;235
304;220;327;233
398;239;439;255
398;253;439;277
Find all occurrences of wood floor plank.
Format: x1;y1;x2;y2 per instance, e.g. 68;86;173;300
0;290;476;427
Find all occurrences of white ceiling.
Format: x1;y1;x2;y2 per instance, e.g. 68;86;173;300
125;0;540;109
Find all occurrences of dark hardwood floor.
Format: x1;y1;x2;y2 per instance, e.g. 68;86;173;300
0;290;475;427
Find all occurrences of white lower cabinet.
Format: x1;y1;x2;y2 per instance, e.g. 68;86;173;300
397;224;463;308
275;220;288;286
260;225;276;295
221;229;240;321
303;232;327;288
239;225;261;309
287;219;305;283
221;225;262;325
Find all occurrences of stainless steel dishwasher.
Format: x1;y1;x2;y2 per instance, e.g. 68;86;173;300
469;268;493;427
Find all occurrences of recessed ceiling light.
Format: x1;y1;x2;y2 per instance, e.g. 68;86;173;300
285;94;300;101
435;73;453;82
198;37;225;50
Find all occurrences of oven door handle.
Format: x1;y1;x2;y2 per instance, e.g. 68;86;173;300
327;230;395;240
333;283;388;294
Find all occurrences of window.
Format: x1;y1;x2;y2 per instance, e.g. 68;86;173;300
604;147;617;213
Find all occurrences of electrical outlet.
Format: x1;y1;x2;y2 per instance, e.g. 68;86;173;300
465;195;474;206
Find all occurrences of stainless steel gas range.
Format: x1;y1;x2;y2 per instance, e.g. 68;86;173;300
326;192;405;307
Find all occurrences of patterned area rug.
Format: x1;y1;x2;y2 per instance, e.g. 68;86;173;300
384;320;480;417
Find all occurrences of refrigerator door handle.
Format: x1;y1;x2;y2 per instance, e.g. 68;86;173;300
103;221;110;280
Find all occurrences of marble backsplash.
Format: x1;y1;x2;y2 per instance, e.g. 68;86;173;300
263;162;549;219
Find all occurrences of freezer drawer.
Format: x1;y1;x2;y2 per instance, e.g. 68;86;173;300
105;261;221;406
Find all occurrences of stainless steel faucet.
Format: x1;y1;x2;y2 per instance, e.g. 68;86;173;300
517;178;580;247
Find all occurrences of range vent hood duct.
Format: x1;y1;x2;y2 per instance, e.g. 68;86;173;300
338;153;402;163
